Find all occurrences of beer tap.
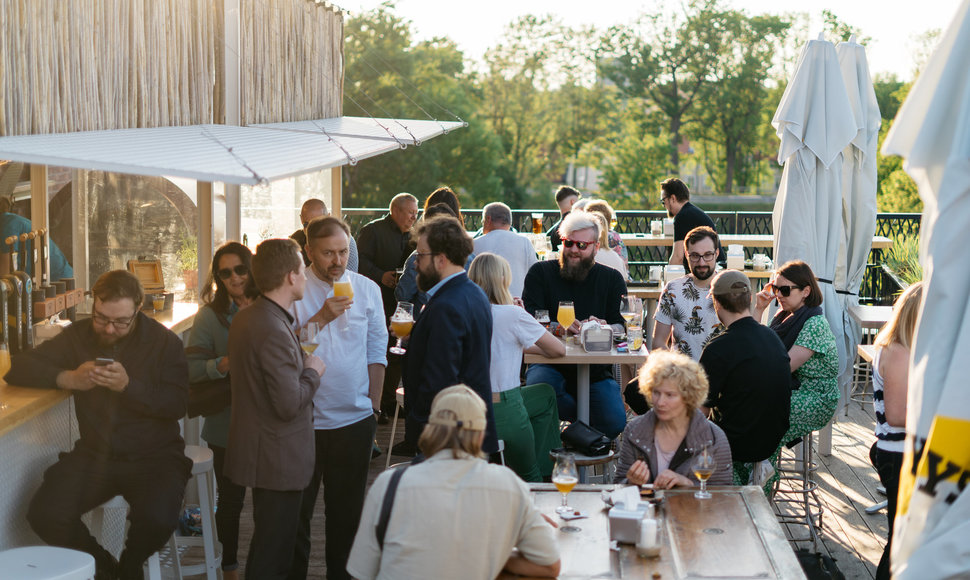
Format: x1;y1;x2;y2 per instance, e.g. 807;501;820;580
1;274;22;352
0;277;12;350
13;233;34;349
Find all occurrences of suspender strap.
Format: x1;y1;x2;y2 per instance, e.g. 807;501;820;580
376;465;409;550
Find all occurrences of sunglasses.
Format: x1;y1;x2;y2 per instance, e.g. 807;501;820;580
217;265;249;280
771;284;801;297
562;239;593;250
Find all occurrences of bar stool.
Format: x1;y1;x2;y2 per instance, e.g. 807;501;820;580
0;546;95;580
175;445;221;580
89;496;181;580
385;387;406;469
772;431;824;551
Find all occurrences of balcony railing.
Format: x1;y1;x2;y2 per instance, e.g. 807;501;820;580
343;209;921;305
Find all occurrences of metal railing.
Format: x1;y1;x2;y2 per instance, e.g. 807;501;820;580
342;209;921;305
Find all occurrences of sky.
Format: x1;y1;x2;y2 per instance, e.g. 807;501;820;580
337;0;965;81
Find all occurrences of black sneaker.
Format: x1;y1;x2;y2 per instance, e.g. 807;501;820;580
377;411;390;425
390;440;418;457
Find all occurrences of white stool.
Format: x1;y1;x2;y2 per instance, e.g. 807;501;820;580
0;546;95;580
385;387;406;469
175;445;221;580
90;496;181;580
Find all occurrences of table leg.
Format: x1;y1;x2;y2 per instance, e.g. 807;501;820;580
577;364;590;424
577;364;590;483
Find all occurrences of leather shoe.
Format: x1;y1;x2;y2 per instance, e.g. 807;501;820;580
391;440;418;457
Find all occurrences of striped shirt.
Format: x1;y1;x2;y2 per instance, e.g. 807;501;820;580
873;349;906;452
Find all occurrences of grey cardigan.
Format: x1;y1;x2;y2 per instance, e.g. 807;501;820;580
614;409;733;486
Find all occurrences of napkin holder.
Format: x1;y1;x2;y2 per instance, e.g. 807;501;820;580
580;321;613;352
609;502;650;544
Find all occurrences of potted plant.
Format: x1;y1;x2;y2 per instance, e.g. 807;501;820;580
177;234;198;291
882;232;922;290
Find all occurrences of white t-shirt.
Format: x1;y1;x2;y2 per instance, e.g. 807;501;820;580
474;230;538;298
595;248;628;280
489;304;547;393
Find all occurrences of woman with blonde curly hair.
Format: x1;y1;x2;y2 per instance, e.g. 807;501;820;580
614;350;733;488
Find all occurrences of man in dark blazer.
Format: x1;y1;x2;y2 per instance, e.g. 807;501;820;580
400;216;498;455
226;238;326;580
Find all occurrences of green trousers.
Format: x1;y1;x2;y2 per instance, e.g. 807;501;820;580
493;383;561;482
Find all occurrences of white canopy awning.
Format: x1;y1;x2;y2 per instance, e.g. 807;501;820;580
0;117;465;185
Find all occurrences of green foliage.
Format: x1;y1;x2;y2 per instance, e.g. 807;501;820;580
820;9;870;44
873;74;905;121
883;233;922;285
177;234;197;271
879;169;922;213
687;11;790;193
342;5;503;207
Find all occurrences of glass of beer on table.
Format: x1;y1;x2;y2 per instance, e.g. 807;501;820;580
557;301;575;338
552;452;581;532
692;442;717;499
389;302;414;355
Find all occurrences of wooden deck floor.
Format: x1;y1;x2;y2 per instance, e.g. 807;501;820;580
221;401;889;579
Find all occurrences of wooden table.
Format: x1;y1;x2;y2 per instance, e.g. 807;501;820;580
621;233;892;250
147;301;199;336
509;484;805;579
524;340;647;425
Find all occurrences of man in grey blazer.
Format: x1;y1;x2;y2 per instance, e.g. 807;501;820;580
226;238;326;580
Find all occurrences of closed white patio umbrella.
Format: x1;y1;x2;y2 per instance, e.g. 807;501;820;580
881;0;970;577
771;34;857;411
835;35;880;416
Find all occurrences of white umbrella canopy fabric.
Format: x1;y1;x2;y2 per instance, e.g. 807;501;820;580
881;0;970;577
771;35;858;391
834;36;880;414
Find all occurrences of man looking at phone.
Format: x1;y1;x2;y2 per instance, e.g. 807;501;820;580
6;270;193;580
288;217;387;580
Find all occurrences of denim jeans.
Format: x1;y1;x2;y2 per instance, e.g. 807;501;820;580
525;363;626;439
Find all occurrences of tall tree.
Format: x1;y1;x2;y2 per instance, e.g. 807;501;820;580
689;12;790;193
597;0;726;171
342;5;502;207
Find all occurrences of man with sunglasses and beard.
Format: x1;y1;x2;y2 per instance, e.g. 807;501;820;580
522;211;627;439
652;226;723;361
6;270;193;580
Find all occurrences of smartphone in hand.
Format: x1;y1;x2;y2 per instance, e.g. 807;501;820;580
95;357;114;367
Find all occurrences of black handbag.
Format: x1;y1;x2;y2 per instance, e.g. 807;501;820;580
187;376;231;418
560;420;611;456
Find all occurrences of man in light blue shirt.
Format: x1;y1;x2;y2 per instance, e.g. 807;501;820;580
290;216;387;580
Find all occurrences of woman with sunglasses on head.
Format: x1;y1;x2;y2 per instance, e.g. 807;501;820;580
869;282;923;580
185;241;259;580
754;260;839;447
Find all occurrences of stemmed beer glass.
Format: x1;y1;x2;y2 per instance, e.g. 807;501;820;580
300;322;320;356
552;452;581;533
692;442;717;499
389;302;414;355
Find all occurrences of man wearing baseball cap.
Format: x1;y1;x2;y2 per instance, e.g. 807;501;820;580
347;385;560;579
699;270;792;488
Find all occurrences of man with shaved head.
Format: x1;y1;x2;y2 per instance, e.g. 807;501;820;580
290;198;358;272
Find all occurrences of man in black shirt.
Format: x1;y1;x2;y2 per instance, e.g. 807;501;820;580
6;270;193;580
357;192;418;418
699;270;791;485
546;185;580;252
524;211;627;438
660;178;723;270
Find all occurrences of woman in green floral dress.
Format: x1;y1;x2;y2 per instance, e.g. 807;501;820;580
755;260;840;445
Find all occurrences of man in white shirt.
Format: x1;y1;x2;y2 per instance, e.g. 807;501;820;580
347;385;560;580
289;216;388;580
473;202;538;298
651;226;722;360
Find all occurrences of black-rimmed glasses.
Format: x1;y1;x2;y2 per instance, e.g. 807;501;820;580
217;265;248;280
688;251;717;262
92;311;137;330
